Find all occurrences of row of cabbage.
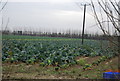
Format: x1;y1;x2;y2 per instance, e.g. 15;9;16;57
2;39;116;66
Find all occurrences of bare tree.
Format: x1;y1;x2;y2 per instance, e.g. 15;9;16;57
91;0;120;72
0;0;8;12
0;0;8;32
0;0;8;80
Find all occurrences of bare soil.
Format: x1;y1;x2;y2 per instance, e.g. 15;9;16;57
2;56;119;79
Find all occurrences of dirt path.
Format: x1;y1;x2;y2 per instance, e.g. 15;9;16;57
2;56;119;79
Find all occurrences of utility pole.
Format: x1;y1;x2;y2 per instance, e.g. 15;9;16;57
81;3;90;45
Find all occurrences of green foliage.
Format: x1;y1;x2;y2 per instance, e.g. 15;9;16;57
40;62;45;67
92;56;107;66
83;64;92;70
26;58;35;64
2;35;117;67
77;59;86;66
55;67;60;71
61;64;70;68
90;51;98;57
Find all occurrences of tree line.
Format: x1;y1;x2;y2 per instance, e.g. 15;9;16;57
2;30;116;40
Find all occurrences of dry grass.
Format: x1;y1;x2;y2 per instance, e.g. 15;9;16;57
2;56;119;79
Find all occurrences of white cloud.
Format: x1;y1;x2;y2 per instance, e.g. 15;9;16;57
5;0;72;2
54;10;81;16
2;0;120;3
4;0;91;3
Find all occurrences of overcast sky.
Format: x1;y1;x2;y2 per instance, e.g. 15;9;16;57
1;0;119;34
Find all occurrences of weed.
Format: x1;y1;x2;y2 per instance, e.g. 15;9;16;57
77;59;86;66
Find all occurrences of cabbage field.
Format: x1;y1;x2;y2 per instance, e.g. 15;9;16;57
2;35;116;68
